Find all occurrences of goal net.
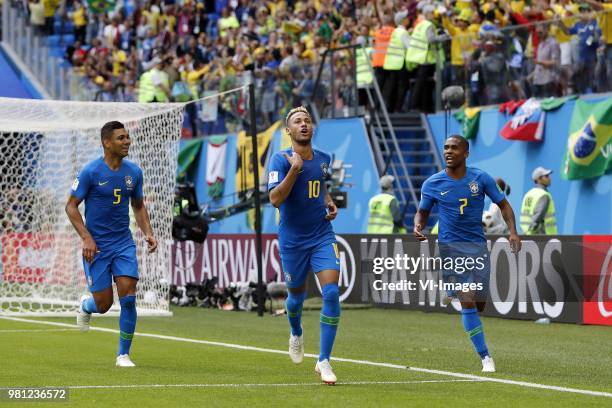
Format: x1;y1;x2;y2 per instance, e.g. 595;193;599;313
0;97;184;316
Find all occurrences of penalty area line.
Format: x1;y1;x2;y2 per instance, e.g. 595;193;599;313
1;316;611;399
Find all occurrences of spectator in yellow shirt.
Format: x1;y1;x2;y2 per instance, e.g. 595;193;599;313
71;0;87;43
42;0;58;35
442;10;475;87
550;0;578;94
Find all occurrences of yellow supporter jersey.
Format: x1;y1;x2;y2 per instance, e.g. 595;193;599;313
43;0;58;18
73;7;86;27
161;14;176;32
551;3;578;43
143;10;159;34
442;17;474;66
112;50;127;77
456;0;471;9
511;0;525;13
600;4;612;44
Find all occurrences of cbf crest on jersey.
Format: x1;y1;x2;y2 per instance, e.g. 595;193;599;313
125;175;133;189
321;162;330;178
468;181;479;194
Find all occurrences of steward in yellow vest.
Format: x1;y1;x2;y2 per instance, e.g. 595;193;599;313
368;175;405;233
356;45;373;87
520;167;557;234
138;58;171;103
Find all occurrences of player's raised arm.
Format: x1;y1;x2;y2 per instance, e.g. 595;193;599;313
269;152;302;208
497;198;522;253
65;195;97;263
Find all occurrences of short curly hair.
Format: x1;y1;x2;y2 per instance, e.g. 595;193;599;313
285;106;311;126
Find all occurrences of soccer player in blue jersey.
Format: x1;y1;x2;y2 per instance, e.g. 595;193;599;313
268;106;340;385
65;121;157;368
414;135;521;373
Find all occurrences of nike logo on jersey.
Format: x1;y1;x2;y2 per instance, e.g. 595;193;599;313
440;190;450;196
98;180;109;186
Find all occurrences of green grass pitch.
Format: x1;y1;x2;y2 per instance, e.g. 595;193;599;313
1;306;611;407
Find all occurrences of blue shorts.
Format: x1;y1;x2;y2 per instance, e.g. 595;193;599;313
280;241;340;288
439;242;490;300
83;244;138;292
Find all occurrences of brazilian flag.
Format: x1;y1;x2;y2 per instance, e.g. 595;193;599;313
562;98;612;180
87;0;116;14
453;107;482;140
177;139;203;181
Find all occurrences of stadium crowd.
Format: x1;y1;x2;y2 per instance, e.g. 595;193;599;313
13;0;612;126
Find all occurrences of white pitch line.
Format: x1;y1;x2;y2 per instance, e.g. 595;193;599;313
1;316;611;399
0;329;79;333
5;379;481;390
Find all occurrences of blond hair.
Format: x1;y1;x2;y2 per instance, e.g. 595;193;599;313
285;106;311;126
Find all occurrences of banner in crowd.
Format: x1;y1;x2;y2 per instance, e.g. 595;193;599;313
170;234;612;325
86;0;116;13
206;135;228;199
562;98;612;180
499;98;546;142
234;122;278;194
498;97;570;142
453;107;481;140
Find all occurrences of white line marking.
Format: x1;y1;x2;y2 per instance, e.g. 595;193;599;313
1;316;611;398
0;379;481;390
0;329;79;333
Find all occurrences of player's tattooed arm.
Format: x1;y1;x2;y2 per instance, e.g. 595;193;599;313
413;209;430;241
269;152;302;207
131;197;158;252
65;195;97;263
497;198;522;253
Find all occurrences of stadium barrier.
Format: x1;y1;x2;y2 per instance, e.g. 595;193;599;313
170;234;612;326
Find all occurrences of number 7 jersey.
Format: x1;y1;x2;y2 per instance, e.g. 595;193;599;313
70;157;144;251
268;148;335;250
419;167;505;243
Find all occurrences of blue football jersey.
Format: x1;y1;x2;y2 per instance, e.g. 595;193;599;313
267;148;335;250
70;157;144;251
419;167;505;243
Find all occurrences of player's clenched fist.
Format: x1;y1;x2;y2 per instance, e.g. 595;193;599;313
145;235;158;253
283;151;303;171
82;235;97;264
413;224;427;241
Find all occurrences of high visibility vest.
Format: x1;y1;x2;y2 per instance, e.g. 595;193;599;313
383;26;407;71
405;19;436;65
520;188;558;235
368;193;396;233
356;47;373;87
372;26;394;67
138;70;169;103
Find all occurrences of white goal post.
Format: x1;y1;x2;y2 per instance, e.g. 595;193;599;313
0;97;184;316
